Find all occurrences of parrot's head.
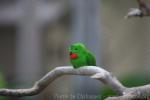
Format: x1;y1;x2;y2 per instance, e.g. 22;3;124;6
69;43;87;60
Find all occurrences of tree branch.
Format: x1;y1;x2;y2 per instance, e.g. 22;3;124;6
0;66;149;100
0;66;125;97
125;0;150;18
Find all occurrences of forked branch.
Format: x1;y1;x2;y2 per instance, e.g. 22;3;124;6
125;0;150;18
0;66;150;100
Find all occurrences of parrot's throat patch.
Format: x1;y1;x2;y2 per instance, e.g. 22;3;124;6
70;53;78;59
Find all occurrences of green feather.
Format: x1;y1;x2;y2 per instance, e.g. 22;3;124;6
86;51;96;66
69;43;96;68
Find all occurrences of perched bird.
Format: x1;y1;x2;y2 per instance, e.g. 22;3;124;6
69;43;96;69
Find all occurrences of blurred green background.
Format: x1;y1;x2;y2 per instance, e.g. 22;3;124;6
0;0;150;100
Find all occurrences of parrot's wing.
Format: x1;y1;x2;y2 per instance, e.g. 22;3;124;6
86;52;96;66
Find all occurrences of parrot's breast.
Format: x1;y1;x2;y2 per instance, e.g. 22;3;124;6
70;53;78;59
70;54;87;68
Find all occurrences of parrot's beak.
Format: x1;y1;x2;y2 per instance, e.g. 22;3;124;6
70;52;72;55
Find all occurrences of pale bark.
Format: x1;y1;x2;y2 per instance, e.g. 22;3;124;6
0;66;149;100
125;0;150;18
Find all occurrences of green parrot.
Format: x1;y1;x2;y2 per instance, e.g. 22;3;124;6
69;43;96;68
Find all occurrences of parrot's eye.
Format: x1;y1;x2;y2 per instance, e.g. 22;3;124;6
74;48;78;50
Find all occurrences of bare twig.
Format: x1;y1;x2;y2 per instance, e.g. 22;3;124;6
125;0;150;18
0;66;125;97
0;66;150;100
